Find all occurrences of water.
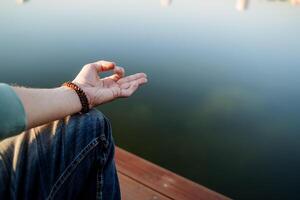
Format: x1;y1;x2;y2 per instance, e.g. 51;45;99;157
1;0;300;198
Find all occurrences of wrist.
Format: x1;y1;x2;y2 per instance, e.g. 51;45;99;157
70;82;94;109
61;82;91;113
57;86;82;113
79;86;94;109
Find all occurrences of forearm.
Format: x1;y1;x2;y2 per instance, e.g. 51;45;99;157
13;86;82;130
9;60;147;131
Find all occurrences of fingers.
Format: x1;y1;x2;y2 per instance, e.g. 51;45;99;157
119;76;147;88
121;82;139;97
120;77;148;97
91;60;115;72
135;77;148;85
114;66;125;77
108;66;125;81
89;60;125;81
117;73;147;84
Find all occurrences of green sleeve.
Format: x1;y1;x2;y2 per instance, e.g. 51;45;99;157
0;83;27;139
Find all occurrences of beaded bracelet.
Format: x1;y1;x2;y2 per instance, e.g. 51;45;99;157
62;82;90;114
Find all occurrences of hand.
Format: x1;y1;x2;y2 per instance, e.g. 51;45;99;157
72;60;148;107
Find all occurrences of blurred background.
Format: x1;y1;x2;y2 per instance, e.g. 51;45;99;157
1;0;300;199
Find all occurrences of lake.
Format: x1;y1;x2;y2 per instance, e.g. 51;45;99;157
1;0;300;199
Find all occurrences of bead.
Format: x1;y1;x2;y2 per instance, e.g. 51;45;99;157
62;82;90;114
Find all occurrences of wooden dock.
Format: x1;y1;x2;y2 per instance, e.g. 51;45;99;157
115;147;230;200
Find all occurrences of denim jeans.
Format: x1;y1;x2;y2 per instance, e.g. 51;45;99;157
0;109;121;200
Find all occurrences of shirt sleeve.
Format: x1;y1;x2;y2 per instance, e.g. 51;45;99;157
0;83;27;139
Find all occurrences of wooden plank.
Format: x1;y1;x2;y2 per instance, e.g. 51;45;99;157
115;147;230;200
119;173;171;200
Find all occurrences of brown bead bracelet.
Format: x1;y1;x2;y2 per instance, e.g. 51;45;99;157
62;82;90;114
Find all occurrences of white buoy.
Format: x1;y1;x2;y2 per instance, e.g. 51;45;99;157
236;0;249;11
160;0;172;7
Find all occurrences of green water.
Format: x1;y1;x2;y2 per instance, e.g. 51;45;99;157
1;0;300;199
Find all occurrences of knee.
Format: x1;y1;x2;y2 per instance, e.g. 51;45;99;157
67;109;113;148
36;109;113;153
74;108;106;122
70;109;115;165
84;108;106;120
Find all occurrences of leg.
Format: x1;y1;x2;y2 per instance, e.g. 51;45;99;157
0;109;120;200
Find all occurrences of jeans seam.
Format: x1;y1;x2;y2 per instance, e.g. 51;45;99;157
46;137;100;200
96;168;103;200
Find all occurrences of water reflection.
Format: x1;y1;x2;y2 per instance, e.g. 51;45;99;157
17;0;173;7
14;0;300;9
16;0;29;5
267;0;300;6
236;0;300;11
291;0;300;5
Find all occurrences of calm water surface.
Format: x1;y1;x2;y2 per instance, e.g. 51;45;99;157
1;0;300;199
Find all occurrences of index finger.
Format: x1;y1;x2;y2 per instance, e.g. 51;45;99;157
92;60;116;72
114;66;125;78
